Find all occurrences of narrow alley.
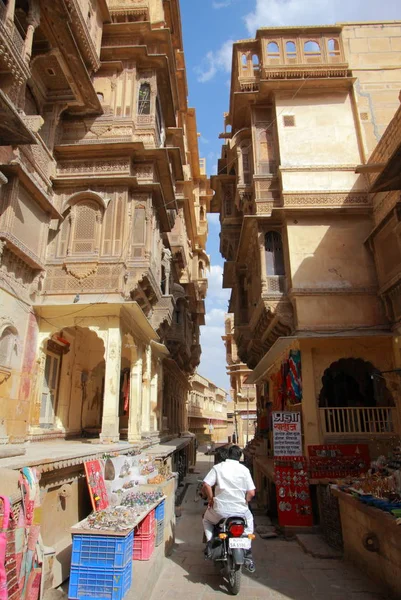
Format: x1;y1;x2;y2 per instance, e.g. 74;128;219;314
150;454;387;600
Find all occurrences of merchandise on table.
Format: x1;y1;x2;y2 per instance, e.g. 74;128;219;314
148;474;166;484
120;491;163;509
85;506;143;532
333;445;401;516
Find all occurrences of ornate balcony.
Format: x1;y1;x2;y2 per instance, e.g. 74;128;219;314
0;1;30;88
236;29;350;93
108;0;149;23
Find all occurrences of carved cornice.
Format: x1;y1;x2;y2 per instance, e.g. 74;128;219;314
282;192;370;209
57;159;131;178
262;65;350;80
65;0;101;72
289;286;378;296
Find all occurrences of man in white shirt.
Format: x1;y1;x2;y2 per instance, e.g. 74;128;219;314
202;445;256;564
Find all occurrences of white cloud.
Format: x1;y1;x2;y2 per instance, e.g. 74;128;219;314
195;39;234;83
199;322;229;390
206;264;230;307
244;0;401;34
213;0;233;8
207;213;220;226
199;135;209;145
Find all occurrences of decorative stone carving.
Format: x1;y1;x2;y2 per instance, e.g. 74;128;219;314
283;193;370;207
57;159;130;176
63;262;98;280
21;115;44;133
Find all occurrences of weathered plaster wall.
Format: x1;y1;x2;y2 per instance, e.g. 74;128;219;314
0;291;34;442
275;91;361;168
286;215;385;329
343;23;401;154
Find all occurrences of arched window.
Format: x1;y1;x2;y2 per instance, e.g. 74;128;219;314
72;201;99;255
304;40;321;62
286;41;297;62
0;327;18;368
252;54;259;71
199;261;204;278
328;38;340;60
267;41;280;62
102;196;123;256
265;231;285;276
241;54;247;69
200;206;205;221
138;82;151;115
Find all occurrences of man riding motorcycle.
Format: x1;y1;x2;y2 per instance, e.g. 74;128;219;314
202;445;256;572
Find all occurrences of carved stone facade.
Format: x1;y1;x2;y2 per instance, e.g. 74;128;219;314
0;0;211;447
188;372;227;444
210;22;401;475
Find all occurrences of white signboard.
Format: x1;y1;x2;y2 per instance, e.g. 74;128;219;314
272;411;302;457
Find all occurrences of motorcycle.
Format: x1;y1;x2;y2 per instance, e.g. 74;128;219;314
205;515;255;595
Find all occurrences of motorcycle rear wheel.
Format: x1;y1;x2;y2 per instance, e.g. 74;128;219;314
228;565;242;595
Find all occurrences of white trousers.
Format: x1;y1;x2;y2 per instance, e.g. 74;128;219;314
203;507;254;542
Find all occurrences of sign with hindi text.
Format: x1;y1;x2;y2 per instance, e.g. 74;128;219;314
273;411;302;456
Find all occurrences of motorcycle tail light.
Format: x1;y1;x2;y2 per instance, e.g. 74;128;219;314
229;524;245;537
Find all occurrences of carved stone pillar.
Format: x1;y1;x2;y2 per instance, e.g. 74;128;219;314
5;0;16;29
128;345;142;443
100;319;121;443
23;2;40;62
141;344;151;434
150;362;158;432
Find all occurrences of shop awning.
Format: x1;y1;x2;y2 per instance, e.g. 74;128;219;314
245;330;393;385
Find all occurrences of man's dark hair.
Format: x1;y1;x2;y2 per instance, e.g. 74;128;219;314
228;445;242;461
215;447;229;464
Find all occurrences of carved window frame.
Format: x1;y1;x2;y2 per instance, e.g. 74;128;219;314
136;73;156;125
101;195;124;257
265;230;285;276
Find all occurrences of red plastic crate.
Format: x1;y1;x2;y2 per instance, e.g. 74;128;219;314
133;534;155;561
134;510;155;537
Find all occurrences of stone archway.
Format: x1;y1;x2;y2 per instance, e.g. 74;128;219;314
318;358;394;408
33;327;106;436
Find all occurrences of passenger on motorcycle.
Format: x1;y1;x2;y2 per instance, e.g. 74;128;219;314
202;445;256;569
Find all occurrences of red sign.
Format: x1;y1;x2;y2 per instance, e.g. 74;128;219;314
308;444;370;479
274;456;313;527
84;460;109;511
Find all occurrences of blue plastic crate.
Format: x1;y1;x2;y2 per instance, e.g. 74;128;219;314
71;531;134;568
69;563;132;600
155;501;165;521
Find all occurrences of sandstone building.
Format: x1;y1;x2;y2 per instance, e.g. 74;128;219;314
188;372;227;445
223;313;256;446
210;21;401;499
0;0;211;446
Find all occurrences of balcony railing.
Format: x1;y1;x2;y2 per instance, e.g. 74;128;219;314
320;407;397;437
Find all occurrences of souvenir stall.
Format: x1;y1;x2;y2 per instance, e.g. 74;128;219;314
0;468;44;600
69;452;173;600
330;445;401;599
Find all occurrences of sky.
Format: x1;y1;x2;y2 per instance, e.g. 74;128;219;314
179;0;401;393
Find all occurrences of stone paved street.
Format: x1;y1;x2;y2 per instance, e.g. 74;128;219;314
150;454;388;600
